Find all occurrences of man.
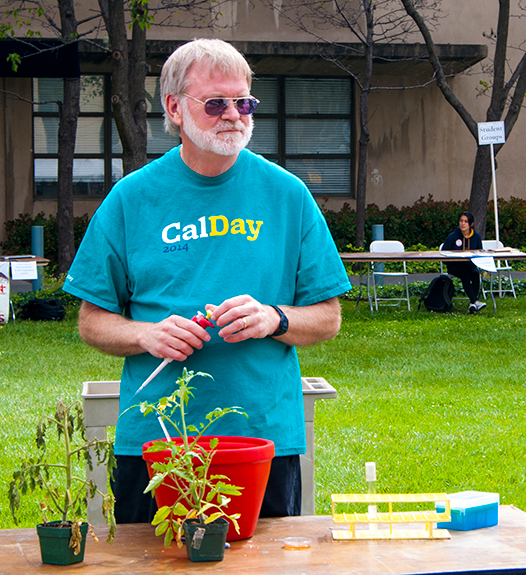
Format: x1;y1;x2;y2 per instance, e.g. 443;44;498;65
64;38;351;522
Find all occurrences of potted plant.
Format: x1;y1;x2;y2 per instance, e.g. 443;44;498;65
133;368;267;562
8;399;116;565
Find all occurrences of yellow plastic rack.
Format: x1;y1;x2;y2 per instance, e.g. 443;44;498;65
331;493;451;540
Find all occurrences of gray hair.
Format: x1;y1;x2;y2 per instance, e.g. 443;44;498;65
160;38;253;136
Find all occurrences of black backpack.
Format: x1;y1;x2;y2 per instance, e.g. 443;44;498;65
418;274;455;313
20;298;66;321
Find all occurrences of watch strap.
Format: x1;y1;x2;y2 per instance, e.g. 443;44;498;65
269;305;289;337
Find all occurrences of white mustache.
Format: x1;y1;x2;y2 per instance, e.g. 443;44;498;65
213;120;246;133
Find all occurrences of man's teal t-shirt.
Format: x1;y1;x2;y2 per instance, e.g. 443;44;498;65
64;147;351;457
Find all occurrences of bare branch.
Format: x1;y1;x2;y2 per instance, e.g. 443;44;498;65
501;51;526;140
0;89;60;108
400;0;477;139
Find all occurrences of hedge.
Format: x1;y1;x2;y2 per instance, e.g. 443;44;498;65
322;195;526;252
2;196;526;271
0;212;89;273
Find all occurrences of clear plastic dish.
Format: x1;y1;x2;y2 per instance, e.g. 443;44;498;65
281;537;311;550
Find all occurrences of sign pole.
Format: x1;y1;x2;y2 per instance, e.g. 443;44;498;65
478;121;505;243
489;142;500;244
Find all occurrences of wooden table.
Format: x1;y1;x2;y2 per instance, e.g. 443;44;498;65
340;250;526;313
3;506;526;574
0;256;49;265
339;249;526;264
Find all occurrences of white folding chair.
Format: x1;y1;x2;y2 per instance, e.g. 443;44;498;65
439;244;446;275
481;240;516;299
368;240;411;311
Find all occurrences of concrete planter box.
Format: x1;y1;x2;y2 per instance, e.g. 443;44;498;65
82;376;336;523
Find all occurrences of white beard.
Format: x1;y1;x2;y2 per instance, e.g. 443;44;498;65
181;98;254;156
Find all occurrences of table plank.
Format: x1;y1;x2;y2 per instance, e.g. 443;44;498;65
0;256;49;265
340;250;526;263
2;506;526;574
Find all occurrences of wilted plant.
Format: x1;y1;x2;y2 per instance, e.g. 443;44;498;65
8;399;116;553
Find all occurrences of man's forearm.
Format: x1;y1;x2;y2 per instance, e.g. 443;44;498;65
78;301;149;356
78;301;211;361
275;297;342;347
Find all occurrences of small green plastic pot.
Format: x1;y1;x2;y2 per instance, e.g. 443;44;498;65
36;521;88;565
183;517;229;562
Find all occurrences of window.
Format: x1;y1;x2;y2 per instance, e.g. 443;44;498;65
33;75;352;198
248;77;353;196
33;76;176;197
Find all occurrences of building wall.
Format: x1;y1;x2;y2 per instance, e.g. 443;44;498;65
1;0;525;246
2;77;34;219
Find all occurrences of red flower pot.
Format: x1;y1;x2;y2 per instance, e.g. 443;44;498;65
142;436;275;541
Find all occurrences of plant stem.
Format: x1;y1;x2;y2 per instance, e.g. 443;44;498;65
179;389;189;452
61;412;72;523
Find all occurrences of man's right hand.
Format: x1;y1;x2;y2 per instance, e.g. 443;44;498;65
136;314;211;361
78;301;211;360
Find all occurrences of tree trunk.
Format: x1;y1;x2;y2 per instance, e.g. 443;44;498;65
468;0;510;239
400;0;526;244
354;0;374;248
468;145;492;238
56;0;80;275
100;0;148;176
56;77;80;274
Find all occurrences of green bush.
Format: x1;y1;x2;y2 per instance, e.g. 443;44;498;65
485;197;526;247
0;212;90;273
323;195;526;251
4;196;526;273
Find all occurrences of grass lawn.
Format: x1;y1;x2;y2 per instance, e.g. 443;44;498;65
1;295;526;528
308;296;526;514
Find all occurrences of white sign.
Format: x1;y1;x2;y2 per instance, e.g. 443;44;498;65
0;262;10;324
478;121;506;145
471;255;497;273
11;261;38;280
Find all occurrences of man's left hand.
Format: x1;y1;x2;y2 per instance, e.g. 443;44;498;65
206;295;280;343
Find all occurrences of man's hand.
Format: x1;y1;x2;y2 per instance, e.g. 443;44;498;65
207;295;279;343
78;301;211;360
136;315;211;361
207;295;342;347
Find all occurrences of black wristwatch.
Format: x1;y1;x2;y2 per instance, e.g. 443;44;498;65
269;305;289;337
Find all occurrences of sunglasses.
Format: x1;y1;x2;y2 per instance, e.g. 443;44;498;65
183;93;259;116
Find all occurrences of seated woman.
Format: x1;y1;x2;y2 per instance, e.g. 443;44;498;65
442;211;486;314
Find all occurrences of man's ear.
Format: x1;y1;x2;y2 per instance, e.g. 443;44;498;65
165;94;183;127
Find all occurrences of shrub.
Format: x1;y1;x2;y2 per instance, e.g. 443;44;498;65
0;212;90;273
323;195;525;250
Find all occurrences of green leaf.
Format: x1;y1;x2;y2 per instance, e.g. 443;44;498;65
172;502;189;516
152;506;171;525
204;512;223;524
144;473;167;493
164;526;174;548
155;520;169;535
215;482;243;496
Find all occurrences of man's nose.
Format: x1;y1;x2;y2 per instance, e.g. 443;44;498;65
220;100;241;121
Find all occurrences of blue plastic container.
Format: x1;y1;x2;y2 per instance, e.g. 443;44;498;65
436;491;499;531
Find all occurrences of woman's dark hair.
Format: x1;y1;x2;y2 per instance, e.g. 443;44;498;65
459;211;475;228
